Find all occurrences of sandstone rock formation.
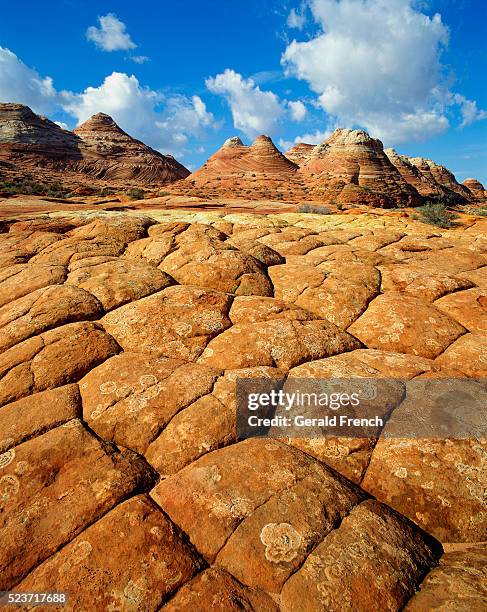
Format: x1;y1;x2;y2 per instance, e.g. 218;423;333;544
298;129;422;207
284;142;314;166
189;135;298;187
0;210;486;610
73;112;189;184
407;156;472;201
463;178;486;200
0;103;189;189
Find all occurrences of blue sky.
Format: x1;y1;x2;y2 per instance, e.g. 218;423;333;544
0;0;486;183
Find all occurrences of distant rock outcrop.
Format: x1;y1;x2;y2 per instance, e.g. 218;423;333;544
463;178;486;200
0;103;189;188
73;113;189;184
407;156;472;202
189;134;298;186
284;143;314;166
299;129;421;207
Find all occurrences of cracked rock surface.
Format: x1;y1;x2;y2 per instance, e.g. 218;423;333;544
0;211;485;610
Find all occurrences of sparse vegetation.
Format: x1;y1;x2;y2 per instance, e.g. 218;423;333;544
415;202;458;228
297;203;331;215
127;187;146;200
0;177;68;198
98;186;116;196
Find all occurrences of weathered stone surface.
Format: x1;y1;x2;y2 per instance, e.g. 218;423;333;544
80;352;219;453
0;285;103;352
0;384;80;452
151;439;334;561
19;495;201;611
66;258;174;310
157;225;273;296
0;420;155;589
348;293;466;358
434;288;487;334
225;236;284;266
0;263;66;307
101;286;232;361
405;545;487;611
380;264;474;301
216;471;365;593
270;261;381;328
229;296;315;324
30;235;127;266
162;568;279;612
0;230;62;263
198;319;361;370
280;500;442;611
363;434;487;542
435;334;487;376
145;366;285;476
0;322;120;406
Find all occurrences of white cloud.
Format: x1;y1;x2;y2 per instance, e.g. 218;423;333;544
54;121;69;130
63;72;215;156
206;69;285;137
127;55;150;64
288;100;307;121
287;7;307;30
452;94;487;128
279;128;330;150
0;46;59;114
282;0;486;144
86;14;137;52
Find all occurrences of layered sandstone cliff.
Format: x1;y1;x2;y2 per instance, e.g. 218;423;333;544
0;103;189;188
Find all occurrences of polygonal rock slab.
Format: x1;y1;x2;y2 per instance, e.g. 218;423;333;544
434;288;487;334
225;236;285;266
18;495;202;611
66;258;175;310
0;285;103;353
435;334;487;376
405;545;487;611
151;439;338;561
348;293;466;358
280;500;441;612
30;235;127;266
380;263;474;301
80;352;220;453
0;384;80;452
0;321;120;407
229;296;315;324
270;261;381;329
0;263;66;307
101;286;232;361
362;435;487;542
216;472;365;593
0;420;155;589
162;568;279;612
197;319;361;370
159;240;273;296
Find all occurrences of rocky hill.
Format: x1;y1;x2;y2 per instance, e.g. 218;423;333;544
189;135;298;186
0;103;189;189
284;142;314;165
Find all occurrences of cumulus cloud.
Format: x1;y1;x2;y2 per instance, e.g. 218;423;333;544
0;46;215;157
452;94;487;128
279;128;331;150
86;14;137;52
288;100;307;121
287;6;307;30
206;69;285;137
63;72;215;155
0;46;60;114
282;0;486;144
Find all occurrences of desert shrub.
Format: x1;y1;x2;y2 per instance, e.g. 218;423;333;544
0;177;68;197
127;187;145;200
297;203;331;214
416;202;458;228
157;191;171;197
99;187;116;196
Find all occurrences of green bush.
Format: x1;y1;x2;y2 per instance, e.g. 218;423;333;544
416;202;458;228
297;203;331;215
98;186;116;196
127;187;145;200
